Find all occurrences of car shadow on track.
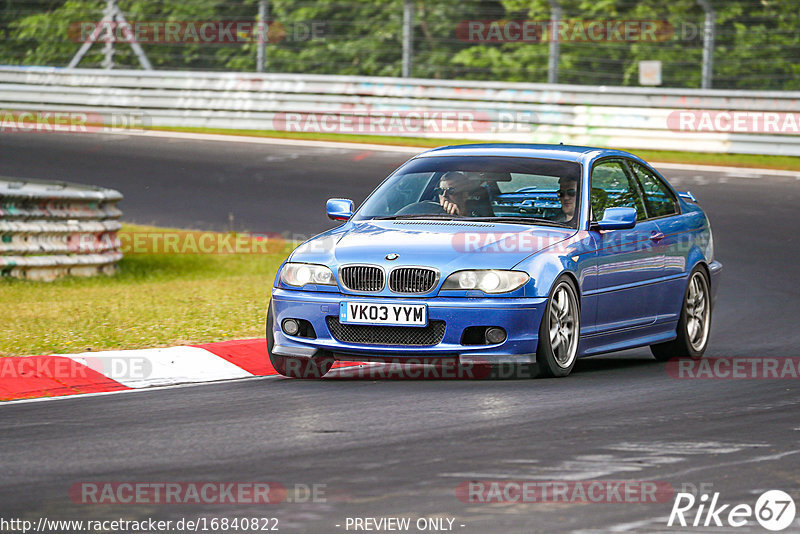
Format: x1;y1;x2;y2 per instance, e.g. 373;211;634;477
321;351;663;381
572;353;663;376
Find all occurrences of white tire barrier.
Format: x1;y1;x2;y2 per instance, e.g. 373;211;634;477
0;178;123;281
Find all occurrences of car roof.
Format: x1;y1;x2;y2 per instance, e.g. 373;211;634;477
415;143;640;164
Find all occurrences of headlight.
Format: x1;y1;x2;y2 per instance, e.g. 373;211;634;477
441;270;529;294
280;263;336;287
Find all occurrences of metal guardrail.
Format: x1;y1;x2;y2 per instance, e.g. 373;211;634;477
1;66;799;155
0;177;123;281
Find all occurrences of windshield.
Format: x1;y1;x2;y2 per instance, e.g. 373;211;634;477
354;155;583;228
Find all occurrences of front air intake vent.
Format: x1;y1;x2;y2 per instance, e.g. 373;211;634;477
326;317;446;346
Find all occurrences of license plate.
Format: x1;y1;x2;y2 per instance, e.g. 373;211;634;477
340;301;427;326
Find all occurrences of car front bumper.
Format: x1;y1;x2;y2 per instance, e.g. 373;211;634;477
270;288;547;364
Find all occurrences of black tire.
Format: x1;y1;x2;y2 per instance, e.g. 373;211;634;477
266;299;333;378
651;266;712;361
536;276;581;378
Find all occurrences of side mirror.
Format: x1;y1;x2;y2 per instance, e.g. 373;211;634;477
594;207;637;230
326;198;353;221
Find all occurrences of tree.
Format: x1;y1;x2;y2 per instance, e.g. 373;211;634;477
2;0;798;89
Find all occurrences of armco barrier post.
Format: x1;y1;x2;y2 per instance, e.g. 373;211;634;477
0;178;123;281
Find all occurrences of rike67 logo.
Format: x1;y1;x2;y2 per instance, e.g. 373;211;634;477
668;490;796;531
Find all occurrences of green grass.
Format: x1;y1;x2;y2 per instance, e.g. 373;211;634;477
0;224;291;357
152;126;800;172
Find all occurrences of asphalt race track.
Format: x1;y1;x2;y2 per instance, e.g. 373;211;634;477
1;132;799;533
0;132;412;237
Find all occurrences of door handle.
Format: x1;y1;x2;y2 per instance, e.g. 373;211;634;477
650;231;665;242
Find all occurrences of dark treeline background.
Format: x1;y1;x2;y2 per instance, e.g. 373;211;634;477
1;0;797;89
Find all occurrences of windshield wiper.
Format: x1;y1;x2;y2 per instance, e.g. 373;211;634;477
371;214;460;221
467;217;571;228
370;214;572;228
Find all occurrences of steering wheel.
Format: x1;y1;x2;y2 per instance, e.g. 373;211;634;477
395;201;447;215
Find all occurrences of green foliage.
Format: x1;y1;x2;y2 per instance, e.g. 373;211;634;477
0;223;293;357
12;0;104;67
1;0;798;89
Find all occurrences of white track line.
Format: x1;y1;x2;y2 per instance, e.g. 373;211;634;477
108;129;800;177
0;375;281;408
113;129;423;153
650;161;800;177
2;362;382;407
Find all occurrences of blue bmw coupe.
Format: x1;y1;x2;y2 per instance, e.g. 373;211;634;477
267;144;722;378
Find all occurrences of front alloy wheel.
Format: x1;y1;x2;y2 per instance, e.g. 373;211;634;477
537;276;580;377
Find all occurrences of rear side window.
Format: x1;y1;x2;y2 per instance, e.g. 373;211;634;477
628;161;678;218
590;160;647;221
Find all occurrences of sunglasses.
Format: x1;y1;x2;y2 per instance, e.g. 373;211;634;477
434;186;466;197
557;188;577;198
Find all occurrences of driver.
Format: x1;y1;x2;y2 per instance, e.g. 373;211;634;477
555;176;578;226
437;171;485;216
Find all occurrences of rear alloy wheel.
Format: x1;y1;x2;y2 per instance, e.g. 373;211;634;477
651;267;712;361
537;276;580;378
266;300;333;379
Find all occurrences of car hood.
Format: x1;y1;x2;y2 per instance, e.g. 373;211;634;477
291;220;575;271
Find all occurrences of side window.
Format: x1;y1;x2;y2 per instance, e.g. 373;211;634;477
590;160;647;221
629;162;678;218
